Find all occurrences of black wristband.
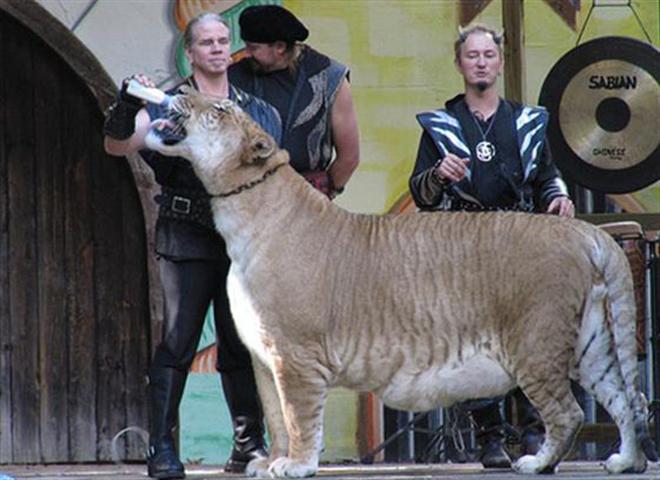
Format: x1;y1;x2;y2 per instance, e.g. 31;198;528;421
103;78;146;140
103;96;142;140
118;79;144;108
327;172;345;197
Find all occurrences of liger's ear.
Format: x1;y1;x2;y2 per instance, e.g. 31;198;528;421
250;134;276;164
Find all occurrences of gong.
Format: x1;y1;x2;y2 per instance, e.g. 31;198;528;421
539;36;659;193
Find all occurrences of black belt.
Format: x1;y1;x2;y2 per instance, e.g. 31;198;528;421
448;197;533;213
155;187;215;230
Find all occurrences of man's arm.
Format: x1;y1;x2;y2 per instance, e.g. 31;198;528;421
534;142;574;217
328;78;360;191
104;108;151;157
409;132;447;209
103;75;155;157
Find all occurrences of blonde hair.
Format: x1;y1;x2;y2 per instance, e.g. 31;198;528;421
454;24;503;62
183;12;230;49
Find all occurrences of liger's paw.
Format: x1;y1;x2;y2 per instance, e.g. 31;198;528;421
267;456;318;478
513;454;556;474
604;453;646;474
245;457;270;477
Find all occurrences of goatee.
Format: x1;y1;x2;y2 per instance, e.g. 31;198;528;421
248;58;266;74
476;81;489;92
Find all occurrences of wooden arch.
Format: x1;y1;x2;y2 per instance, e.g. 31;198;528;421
0;0;158;464
0;0;163;333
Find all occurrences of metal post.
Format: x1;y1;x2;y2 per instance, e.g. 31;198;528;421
648;235;660;452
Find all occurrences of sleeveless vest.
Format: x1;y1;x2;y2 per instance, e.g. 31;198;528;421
229;46;347;172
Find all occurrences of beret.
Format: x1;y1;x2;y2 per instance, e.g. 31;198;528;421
239;5;309;44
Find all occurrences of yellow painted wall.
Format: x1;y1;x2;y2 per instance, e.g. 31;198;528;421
286;0;497;213
282;0;658;216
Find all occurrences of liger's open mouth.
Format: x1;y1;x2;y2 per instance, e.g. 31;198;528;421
152;108;188;145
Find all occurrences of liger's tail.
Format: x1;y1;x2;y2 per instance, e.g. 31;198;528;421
593;229;658;461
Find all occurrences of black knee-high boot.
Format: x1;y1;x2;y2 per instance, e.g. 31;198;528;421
471;400;512;468
221;369;268;473
515;389;545;455
147;367;187;479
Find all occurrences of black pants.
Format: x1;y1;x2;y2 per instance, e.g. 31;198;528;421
471;389;543;439
147;251;263;456
152;254;252;373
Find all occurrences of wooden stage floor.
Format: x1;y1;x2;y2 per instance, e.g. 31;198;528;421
1;461;659;479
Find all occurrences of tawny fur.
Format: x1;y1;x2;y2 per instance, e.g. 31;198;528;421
145;90;657;477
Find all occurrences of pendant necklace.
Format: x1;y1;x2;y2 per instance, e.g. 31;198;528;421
470;105;498;162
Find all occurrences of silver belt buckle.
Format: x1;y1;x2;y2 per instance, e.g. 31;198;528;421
171;196;191;214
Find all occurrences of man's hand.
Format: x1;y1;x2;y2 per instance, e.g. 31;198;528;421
302;171;335;198
434;153;470;183
121;74;156;101
103;74;155;141
547;196;575;217
103;74;156;155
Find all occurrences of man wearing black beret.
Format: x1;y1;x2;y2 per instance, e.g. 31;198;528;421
229;5;360;199
238;4;309;44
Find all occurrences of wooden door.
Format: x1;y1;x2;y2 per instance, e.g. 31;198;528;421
0;10;151;463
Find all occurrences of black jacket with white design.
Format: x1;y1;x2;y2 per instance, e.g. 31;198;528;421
409;95;568;212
